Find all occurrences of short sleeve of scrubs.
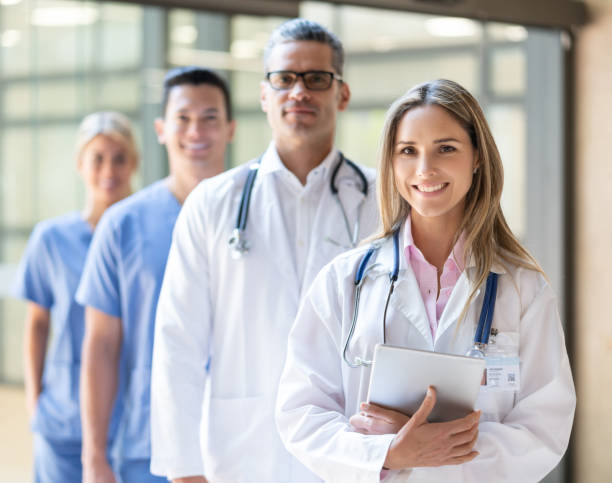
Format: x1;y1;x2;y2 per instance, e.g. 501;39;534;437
14;223;55;309
76;212;122;318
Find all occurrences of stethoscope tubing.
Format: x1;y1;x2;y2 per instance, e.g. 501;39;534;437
230;152;368;258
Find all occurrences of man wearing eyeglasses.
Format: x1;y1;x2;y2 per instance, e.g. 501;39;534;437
150;19;379;483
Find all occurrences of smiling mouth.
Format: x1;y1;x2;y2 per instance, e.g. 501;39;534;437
415;183;447;193
285;109;315;116
100;180;118;190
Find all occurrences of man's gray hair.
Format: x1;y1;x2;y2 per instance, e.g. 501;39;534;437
263;18;345;76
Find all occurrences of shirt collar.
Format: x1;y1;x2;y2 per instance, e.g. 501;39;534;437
258;141;339;182
402;213;466;272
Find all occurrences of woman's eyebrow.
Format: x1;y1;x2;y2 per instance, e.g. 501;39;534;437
433;137;461;143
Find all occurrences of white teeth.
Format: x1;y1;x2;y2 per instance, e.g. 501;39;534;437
185;143;209;150
417;183;445;193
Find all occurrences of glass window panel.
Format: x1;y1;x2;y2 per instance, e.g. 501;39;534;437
336;110;386;169
231;14;287;62
85;75;140;111
232;71;263;110
487;104;526;239
301;3;482;52
36;79;81;118
491;47;526;96
99;3;142;69
487;22;528;43
230;114;270;168
37;124;83;221
3;82;33;119
168;9;197;49
347;54;479;105
32;0;97;74
1;0;32;76
2;128;35;226
3;235;28;265
34;25;80;74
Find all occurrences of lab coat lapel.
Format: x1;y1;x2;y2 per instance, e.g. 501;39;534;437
369;237;434;348
393;274;435;348
435;261;507;348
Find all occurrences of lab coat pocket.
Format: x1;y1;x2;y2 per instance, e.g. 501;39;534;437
34;361;81;439
477;331;520;421
207;395;281;481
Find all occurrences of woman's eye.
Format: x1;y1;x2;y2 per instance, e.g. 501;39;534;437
401;146;415;155
440;145;456;153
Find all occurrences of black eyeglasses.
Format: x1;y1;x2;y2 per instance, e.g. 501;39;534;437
265;70;343;91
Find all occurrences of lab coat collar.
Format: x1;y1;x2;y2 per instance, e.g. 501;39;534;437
366;222;507;278
363;223;508;346
364;234;432;345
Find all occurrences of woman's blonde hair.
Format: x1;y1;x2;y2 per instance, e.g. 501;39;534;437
75;111;139;164
376;79;542;318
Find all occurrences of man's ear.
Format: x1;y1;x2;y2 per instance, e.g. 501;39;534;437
153;118;165;145
260;81;269;113
228;120;237;142
337;81;351;112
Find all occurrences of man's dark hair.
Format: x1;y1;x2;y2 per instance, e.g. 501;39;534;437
161;66;233;121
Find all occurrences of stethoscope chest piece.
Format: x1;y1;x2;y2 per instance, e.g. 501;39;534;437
228;228;249;259
465;344;486;359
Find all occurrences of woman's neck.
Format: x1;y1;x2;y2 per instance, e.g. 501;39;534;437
410;213;461;272
82;201;107;229
82;194;129;229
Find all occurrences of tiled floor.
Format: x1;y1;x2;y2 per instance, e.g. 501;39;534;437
0;385;33;482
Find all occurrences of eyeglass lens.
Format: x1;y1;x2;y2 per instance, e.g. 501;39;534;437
267;71;335;91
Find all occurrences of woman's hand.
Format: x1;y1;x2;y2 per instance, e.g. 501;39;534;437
350;402;410;435
384;386;480;470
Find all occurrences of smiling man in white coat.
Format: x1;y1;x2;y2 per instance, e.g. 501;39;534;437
150;19;379;483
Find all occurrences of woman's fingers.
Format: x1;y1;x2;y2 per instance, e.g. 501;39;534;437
449;422;479;446
360;402;409;424
445;450;479;466
350;411;404;435
446;410;481;435
448;429;479;458
406;386;437;428
349;413;372;433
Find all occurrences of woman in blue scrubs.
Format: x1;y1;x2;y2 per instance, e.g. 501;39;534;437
14;111;138;483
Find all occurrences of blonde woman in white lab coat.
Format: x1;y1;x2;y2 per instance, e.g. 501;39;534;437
276;79;576;482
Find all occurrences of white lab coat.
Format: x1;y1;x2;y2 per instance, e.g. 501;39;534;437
276;230;576;483
150;145;379;482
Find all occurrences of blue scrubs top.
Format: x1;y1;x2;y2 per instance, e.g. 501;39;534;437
76;180;181;461
13;212;95;442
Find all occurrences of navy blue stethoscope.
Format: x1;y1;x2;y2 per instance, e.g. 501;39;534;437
228;152;369;259
342;228;499;368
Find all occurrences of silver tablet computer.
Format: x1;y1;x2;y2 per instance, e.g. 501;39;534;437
366;344;485;422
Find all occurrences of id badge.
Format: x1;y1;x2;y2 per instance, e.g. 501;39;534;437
483;331;520;392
